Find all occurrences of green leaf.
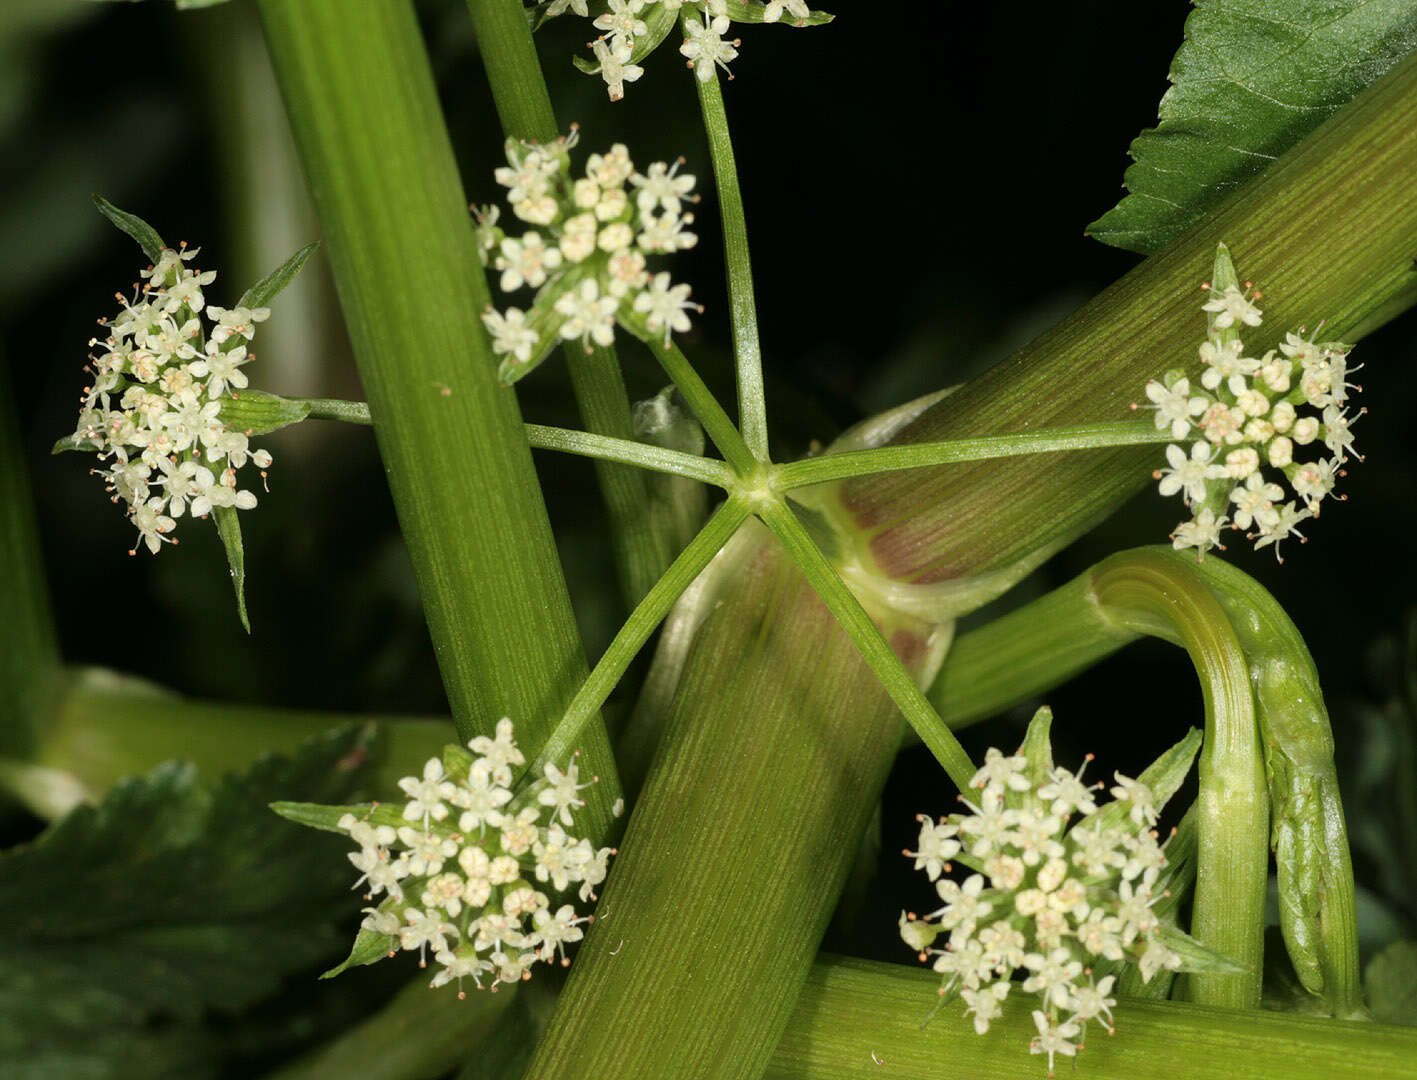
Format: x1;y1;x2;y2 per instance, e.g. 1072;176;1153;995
1088;1;1417;254
271;799;407;836
211;505;250;634
237;240;319;310
321;927;393;979
52;432;99;454
721;0;833;26
1366;939;1417;1025
218;387;312;437
0;724;377;1077
92;194;166;262
1018;704;1055;789
1158;921;1250;976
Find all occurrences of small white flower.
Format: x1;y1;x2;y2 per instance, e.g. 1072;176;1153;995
533;823;578;890
929;873;993;936
1029;1011;1081;1076
1143;376;1206;439
1202;284;1262;329
538;760;593;826
495;232;562;291
467;717;526;785
1170;508;1227;555
592;0;647;42
1108;774;1157;827
1229;471;1283;531
1037;762;1098;818
960;981;1011;1035
397;826;458;877
637;211;698;253
630;160;697;216
1252;501;1311;561
904;817;960;881
762;0;811;22
680;15;739;82
206;305;270;344
131;496;176;554
399;757;456;826
482;307;542;364
590;37;644;103
455;764;513;835
429;945;493;995
554;280;619;352
632;272;696;345
400;908;457;967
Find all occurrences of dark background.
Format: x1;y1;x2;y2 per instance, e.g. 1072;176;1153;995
4;0;1415;997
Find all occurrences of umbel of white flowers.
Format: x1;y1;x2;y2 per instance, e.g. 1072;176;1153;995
540;0;822;102
289;720;617;997
475;128;702;384
899;708;1228;1077
69;246;271;555
1140;245;1362;561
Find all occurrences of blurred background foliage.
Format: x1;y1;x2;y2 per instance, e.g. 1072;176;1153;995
4;0;1415;1017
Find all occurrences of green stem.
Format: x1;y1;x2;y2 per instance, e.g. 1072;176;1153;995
768;954;1417;1080
524;424;733;486
695;71;768;462
255;0;619;834
625;317;758;475
36;668;451;806
294;396;733;485
1091;551;1266;1009
535;497;751;770
756;499;974;793
1182;553;1363;1018
776;422;1173;488
266;948;1417;1080
462;0;557;141
465;0;668;607
0;352;59;761
302;397;373;424
928;570;1139;729
565;344;673;605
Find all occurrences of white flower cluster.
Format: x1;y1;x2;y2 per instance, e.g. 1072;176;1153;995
70;246;271;554
477;129;701;380
342;719;615;996
1142;271;1361;561
900;743;1182;1076
543;0;816;101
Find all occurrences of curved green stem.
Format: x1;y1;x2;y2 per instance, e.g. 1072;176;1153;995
776;422;1173;488
535;497;751;770
1183;554;1363;1018
1090;551;1266;1009
756;499;974;793
695;71;767;462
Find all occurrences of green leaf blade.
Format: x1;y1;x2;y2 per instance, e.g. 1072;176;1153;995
237;240;319;309
1088;1;1417;254
0;725;377;1075
92;194;167;262
211;505;250;633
